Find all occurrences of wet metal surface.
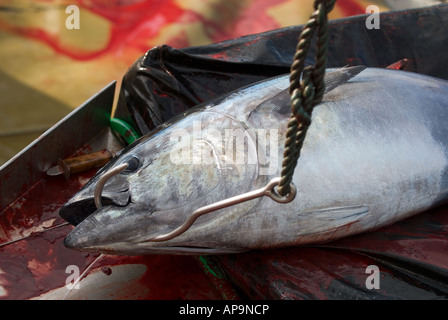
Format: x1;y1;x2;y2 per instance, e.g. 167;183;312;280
0;82;117;212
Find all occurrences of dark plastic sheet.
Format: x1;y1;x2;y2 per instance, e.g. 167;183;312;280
116;4;448;299
116;4;448;136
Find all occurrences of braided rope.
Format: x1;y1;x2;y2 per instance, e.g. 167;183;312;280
277;0;336;197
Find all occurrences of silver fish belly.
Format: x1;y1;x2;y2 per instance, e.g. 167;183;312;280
60;67;448;255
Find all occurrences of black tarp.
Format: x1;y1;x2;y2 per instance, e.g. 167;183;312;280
114;4;448;299
116;4;448;136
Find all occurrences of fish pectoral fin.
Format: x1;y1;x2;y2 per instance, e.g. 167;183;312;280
298;205;369;234
311;205;369;221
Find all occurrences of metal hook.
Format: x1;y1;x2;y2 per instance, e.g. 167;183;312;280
146;177;296;242
94;163;128;210
93;164;295;242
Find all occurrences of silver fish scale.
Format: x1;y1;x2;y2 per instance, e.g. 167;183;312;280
61;68;448;255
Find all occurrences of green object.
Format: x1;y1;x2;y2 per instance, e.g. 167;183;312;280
110;118;141;145
195;256;240;300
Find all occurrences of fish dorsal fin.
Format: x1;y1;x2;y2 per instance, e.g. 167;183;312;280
324;65;366;94
252;65;366;117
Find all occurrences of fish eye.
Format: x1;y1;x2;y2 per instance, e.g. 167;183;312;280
121;155;140;174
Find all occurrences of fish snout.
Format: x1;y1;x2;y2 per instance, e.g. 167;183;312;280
63;212;100;250
63;202;150;254
63;205;116;252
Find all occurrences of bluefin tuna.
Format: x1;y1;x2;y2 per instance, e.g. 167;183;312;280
59;67;448;255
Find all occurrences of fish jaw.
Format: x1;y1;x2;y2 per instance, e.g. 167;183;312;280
63;203;247;255
63;203;167;254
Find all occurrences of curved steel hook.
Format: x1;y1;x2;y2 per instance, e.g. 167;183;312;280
94;163;129;210
146;177;296;242
93;165;295;242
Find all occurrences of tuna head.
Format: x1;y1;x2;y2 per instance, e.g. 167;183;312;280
60;108;271;255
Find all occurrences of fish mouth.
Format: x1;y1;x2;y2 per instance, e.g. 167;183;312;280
60;183;131;225
60;165;131;226
59;196;129;226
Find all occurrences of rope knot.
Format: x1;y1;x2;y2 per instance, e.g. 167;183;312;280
277;0;335;197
